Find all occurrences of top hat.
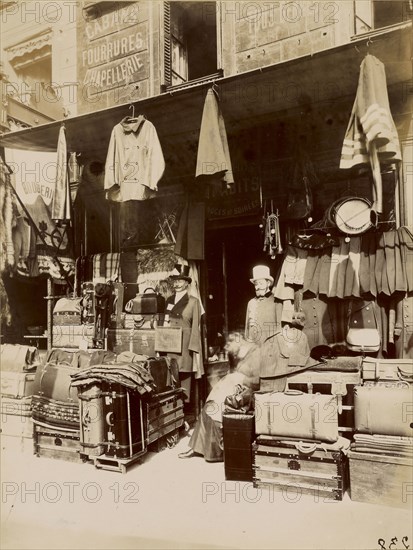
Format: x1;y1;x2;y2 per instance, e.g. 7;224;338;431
250;265;274;286
169;264;192;283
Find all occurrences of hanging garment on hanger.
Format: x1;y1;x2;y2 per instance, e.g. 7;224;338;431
196;88;234;187
104;116;165;202
339;55;401;219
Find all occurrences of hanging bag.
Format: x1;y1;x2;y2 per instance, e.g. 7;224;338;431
346;300;381;353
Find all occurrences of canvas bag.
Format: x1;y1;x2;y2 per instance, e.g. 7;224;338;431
254;389;339;443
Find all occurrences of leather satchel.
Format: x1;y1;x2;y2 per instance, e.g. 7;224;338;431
354;385;413;437
254;389;339;443
346;300;381;353
224;385;253;414
125;288;165;315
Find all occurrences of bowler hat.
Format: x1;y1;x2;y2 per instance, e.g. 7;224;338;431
250;265;274;285
169;264;192;282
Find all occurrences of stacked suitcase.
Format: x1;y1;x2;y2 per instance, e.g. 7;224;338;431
251;390;349;500
0;344;39;443
31;349;89;463
348;358;413;509
76;357;184;471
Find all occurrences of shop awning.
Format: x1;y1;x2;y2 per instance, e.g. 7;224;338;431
6;29;52;68
0;22;411;162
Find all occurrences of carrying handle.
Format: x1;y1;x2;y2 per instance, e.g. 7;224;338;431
294;441;318;454
397;367;413;383
143;287;156;294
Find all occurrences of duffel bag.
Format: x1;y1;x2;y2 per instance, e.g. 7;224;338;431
254;389;339;443
32;349;92;404
354;384;413;437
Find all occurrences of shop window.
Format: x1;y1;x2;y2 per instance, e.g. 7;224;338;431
163;1;219;88
354;1;409;34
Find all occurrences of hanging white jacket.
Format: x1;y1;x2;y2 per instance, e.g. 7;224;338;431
104;116;165;202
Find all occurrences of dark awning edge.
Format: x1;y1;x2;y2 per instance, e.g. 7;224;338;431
0;21;411;154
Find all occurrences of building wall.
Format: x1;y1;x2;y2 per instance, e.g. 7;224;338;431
221;0;354;76
0;1;78;119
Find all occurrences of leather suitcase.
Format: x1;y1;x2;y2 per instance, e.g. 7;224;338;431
223;413;255;481
126;288;165;315
106;329;156;356
31;394;80;429
78;384;105;457
254;390;339;443
32;349;92;403
361;357;413;383
354;385;413;437
147;357;180;393
101;383;145;458
146;388;184;446
253;435;349;501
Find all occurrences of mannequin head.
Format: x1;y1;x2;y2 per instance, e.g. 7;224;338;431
249;265;274;297
172;278;189;293
253;278;272;297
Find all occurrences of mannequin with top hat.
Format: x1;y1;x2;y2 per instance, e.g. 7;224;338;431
165;264;202;403
245;265;281;346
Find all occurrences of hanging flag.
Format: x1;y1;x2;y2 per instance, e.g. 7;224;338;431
52;124;71;221
4;148;74;280
196;87;234;187
340;54;401;220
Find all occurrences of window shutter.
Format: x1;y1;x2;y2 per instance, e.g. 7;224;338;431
163;1;172;88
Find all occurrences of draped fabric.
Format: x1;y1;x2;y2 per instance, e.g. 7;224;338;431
4;149;74;279
196;88;234;187
52;125;71;222
340;55;401;216
277;229;413;299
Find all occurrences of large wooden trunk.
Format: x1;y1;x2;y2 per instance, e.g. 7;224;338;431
78;383;106;457
146;388;184;446
101;383;145;459
348;450;413;509
33;423;83;463
253;435;348;501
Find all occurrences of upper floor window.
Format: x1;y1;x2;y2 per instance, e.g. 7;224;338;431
354;0;410;35
163;1;218;88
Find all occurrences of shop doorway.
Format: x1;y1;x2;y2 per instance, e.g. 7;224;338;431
205;224;282;345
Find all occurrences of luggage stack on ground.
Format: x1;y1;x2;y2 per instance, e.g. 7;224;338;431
0;344;40;442
251;388;349;501
23;344;184;472
347;358;413;508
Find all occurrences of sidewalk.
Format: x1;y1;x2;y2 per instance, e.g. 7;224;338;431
1;431;412;550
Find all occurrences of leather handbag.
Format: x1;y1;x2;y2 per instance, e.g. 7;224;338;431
254;389;339;443
354;385;413;437
346;300;381;353
125;288;165;315
224;385;253;414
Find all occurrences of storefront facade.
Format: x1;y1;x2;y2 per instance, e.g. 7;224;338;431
1;0;412;360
